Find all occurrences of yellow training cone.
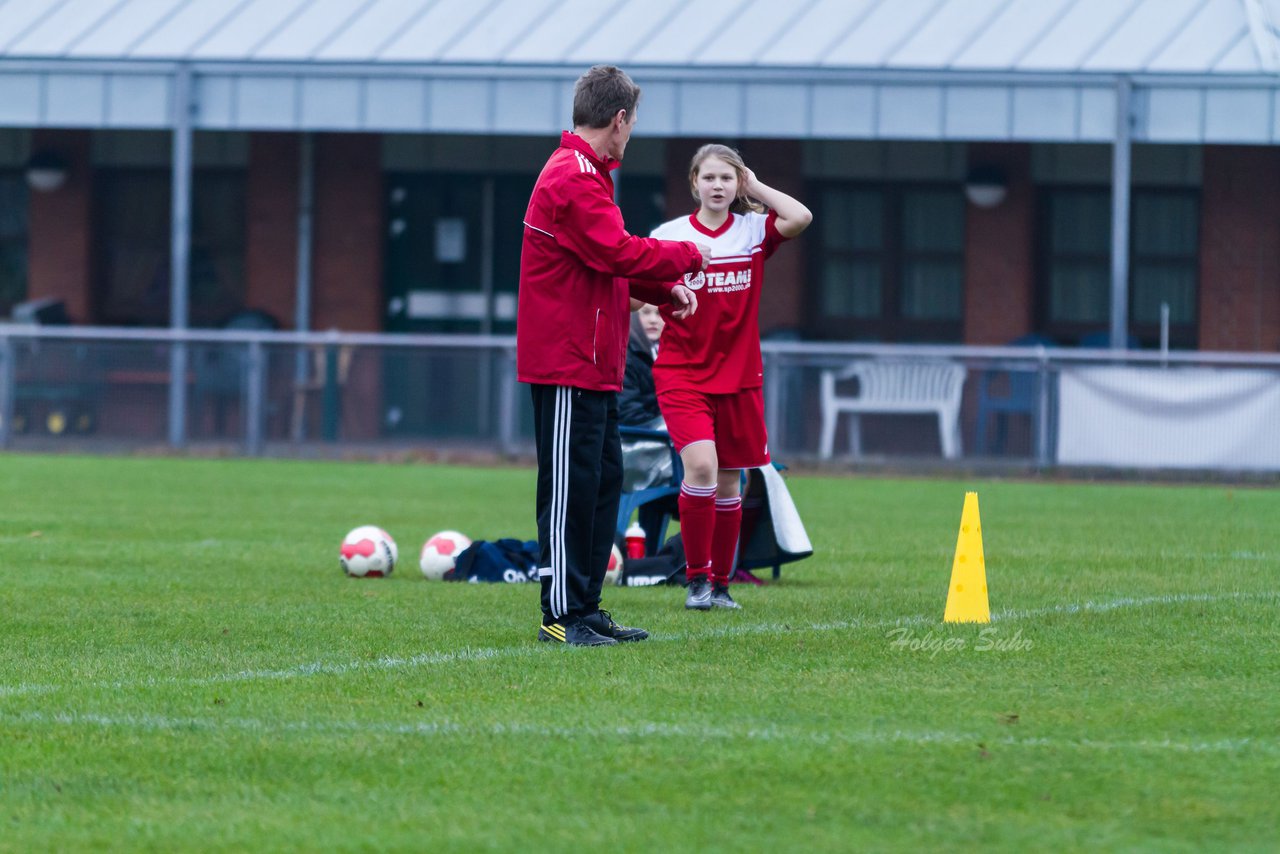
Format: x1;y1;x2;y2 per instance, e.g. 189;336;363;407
944;492;990;623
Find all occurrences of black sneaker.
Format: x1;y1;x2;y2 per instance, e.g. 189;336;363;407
709;584;742;610
685;577;712;610
538;617;618;646
583;609;649;642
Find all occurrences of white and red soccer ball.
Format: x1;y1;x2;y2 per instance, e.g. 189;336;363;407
604;543;624;586
339;526;398;578
419;530;472;580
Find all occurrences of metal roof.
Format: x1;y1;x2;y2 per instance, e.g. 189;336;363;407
0;0;1272;71
0;0;1278;142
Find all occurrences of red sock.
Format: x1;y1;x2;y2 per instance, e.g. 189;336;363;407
679;483;716;580
712;497;742;587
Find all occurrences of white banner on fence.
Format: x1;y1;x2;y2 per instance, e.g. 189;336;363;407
1057;366;1280;470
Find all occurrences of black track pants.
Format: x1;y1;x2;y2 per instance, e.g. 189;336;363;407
530;384;622;622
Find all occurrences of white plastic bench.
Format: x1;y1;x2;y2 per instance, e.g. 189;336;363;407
818;360;967;459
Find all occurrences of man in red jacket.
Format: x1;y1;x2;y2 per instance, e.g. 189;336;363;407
519;65;709;646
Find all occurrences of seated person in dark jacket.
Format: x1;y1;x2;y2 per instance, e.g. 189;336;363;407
619;303;676;541
619;303;665;428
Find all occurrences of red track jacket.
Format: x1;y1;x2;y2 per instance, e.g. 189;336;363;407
517;132;703;391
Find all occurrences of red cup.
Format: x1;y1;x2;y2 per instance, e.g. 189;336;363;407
625;522;646;559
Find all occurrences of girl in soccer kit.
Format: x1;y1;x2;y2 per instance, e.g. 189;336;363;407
649;144;812;610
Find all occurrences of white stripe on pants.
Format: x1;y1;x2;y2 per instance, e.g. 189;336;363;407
551;386;570;618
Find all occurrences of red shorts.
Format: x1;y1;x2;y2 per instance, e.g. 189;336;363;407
657;386;770;470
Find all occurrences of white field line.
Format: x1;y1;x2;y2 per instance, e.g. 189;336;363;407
939;548;1276;562
3;709;1277;758
0;590;1276;701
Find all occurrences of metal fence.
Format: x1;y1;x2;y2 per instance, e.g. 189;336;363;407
3;323;1280;474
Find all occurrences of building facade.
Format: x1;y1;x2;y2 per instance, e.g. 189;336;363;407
3;1;1280;448
6;126;1277;355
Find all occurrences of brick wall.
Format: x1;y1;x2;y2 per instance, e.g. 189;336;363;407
311;134;384;439
742;139;806;337
26;130;93;322
312;133;383;333
245;133;299;328
247;131;391;336
1199;145;1280;352
963;143;1035;345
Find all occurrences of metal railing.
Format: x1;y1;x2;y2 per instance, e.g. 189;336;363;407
0;325;520;457
3;323;1280;473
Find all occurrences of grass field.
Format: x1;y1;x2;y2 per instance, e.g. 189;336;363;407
2;453;1278;852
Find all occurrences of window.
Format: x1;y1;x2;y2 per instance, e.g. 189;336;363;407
0;173;27;318
811;185;965;341
384;172;532;335
1131;192;1198;334
492;175;534;334
1043;190;1111;326
1038;188;1199;347
94;170;246;327
384;172;484;334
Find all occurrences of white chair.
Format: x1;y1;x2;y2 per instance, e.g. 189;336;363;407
819;360;967;459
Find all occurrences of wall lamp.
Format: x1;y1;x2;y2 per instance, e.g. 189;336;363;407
26;150;69;192
964;164;1007;209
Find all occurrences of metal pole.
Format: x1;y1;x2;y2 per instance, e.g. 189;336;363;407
245;339;264;456
321;342;340;441
1036;347;1051;467
479;177;495;435
292;132;315;442
497;345;518;457
0;335;13;448
168;65;194;448
764;351;782;454
1160;302;1170;367
480;177;495;336
1110;78;1132;350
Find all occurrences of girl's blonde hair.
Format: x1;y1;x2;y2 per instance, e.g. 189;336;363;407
688;144;765;214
